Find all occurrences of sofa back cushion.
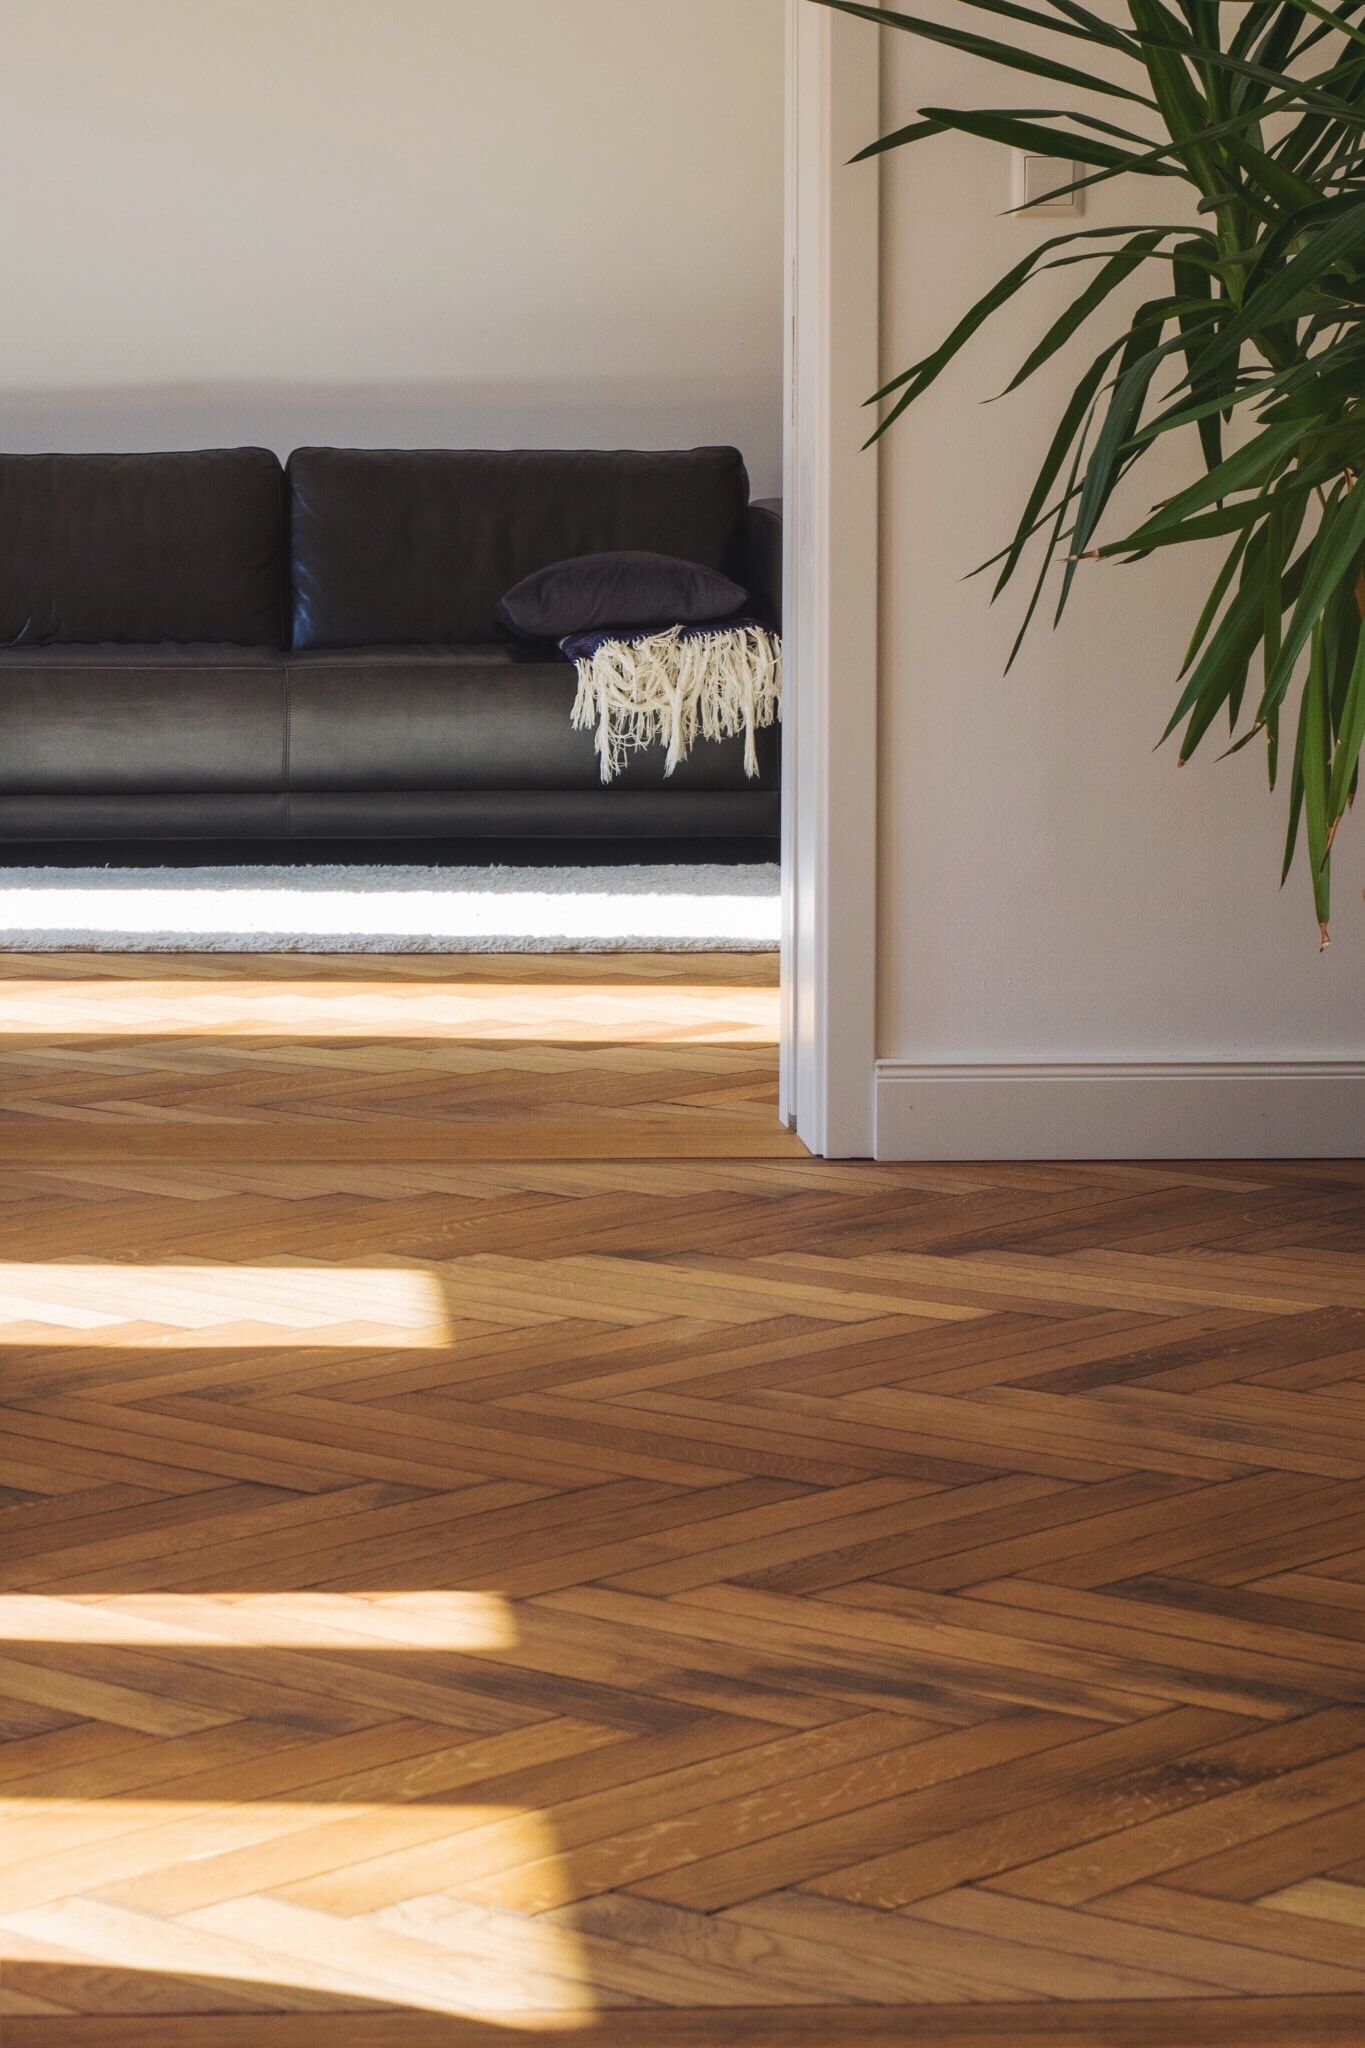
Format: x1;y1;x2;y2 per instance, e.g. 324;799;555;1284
0;449;286;648
287;446;750;650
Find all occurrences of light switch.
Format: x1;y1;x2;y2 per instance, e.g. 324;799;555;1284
1013;151;1085;215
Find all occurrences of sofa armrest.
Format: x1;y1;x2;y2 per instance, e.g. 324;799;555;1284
745;499;783;634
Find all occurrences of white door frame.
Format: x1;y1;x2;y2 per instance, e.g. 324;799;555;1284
780;3;881;1159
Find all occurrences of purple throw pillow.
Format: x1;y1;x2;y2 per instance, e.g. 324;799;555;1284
495;551;746;641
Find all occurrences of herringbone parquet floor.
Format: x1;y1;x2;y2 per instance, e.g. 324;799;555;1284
1;949;1363;2047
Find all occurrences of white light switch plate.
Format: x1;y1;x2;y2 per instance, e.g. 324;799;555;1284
1013;151;1085;215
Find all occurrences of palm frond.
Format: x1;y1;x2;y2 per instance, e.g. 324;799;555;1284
811;0;1365;934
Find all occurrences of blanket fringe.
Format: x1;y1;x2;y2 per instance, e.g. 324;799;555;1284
571;625;781;783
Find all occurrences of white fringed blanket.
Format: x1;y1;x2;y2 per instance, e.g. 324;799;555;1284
566;622;782;783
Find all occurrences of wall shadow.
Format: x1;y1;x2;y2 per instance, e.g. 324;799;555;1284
0;377;783;501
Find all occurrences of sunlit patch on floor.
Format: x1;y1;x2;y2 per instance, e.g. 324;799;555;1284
0;1591;519;1651
0;1590;598;2025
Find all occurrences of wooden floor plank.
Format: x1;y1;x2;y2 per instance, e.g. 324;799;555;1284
0;951;1362;2043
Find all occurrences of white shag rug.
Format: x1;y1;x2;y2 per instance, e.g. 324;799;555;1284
0;863;781;954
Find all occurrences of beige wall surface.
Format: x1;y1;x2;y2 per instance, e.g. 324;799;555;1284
876;19;1365;1061
0;0;784;490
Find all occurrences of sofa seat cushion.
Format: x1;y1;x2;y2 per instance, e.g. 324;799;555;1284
0;645;286;794
286;647;778;792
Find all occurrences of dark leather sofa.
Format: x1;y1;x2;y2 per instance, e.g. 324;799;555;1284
0;445;781;847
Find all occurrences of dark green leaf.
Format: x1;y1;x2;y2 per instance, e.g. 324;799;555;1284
810;2;1156;102
1326;612;1365;822
1004;232;1169;392
1261;483;1365;719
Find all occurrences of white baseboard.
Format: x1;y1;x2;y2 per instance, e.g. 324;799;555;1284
874;1058;1365;1160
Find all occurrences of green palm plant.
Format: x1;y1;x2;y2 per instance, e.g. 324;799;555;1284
813;0;1365;943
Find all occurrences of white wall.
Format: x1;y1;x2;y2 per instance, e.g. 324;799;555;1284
875;21;1365;1113
0;0;784;491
